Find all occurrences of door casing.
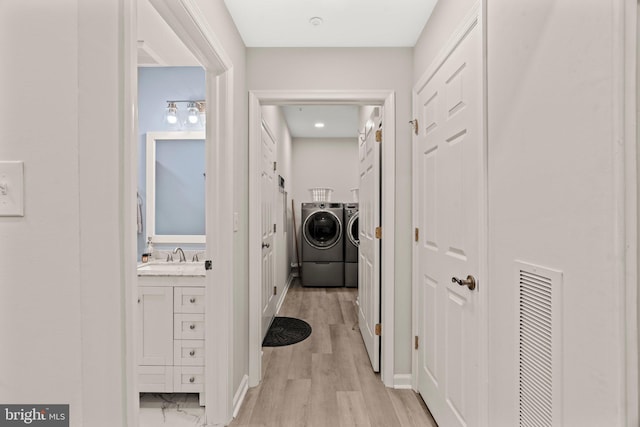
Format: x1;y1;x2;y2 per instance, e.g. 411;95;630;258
248;90;397;387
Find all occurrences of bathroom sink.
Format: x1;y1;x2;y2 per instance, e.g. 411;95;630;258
137;261;205;276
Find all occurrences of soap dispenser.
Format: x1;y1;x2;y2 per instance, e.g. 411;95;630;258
142;237;153;262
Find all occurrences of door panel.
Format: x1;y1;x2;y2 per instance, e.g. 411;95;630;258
261;124;277;338
415;16;482;427
358;108;381;372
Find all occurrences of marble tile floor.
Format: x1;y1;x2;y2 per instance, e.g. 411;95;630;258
139;393;206;427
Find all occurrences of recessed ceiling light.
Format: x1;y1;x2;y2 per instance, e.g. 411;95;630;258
309;17;323;26
314;122;325;128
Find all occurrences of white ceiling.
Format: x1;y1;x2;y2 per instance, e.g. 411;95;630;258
223;0;437;47
137;1;432;136
281;105;360;138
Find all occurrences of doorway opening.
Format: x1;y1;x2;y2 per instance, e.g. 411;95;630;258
124;0;235;425
248;91;397;389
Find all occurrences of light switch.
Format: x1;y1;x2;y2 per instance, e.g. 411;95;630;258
0;161;24;217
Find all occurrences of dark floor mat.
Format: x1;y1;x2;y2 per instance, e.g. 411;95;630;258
262;316;312;347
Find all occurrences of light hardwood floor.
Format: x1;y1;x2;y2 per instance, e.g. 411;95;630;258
229;279;438;427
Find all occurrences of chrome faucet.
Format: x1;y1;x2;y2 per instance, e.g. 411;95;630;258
173;247;186;262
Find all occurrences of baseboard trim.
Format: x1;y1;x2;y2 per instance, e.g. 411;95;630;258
276;273;294;314
232;374;249;418
393;374;413;389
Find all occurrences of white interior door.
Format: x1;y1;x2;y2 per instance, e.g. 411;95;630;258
358;108;382;372
414;16;483;427
261;123;277;338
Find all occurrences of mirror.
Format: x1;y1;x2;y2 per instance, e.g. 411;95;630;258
146;131;205;244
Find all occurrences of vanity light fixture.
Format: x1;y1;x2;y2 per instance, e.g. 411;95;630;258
314;122;325;128
164;100;206;126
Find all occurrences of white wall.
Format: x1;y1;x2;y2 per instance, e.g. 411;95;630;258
486;1;627;424
0;1;126;425
292;137;359;205
248;47;415;376
414;0;633;425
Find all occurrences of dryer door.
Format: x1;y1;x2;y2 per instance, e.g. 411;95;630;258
348;213;359;247
303;210;342;249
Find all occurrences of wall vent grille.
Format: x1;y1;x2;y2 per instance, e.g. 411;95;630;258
516;261;562;427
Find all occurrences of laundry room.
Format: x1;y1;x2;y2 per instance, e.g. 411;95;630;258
259;103;379;290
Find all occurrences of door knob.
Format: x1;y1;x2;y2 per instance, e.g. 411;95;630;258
262;243;270;248
451;275;476;291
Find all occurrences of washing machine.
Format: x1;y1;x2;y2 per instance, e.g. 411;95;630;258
301;202;344;287
344;203;359;288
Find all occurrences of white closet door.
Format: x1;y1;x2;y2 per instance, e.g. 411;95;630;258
414;14;483;427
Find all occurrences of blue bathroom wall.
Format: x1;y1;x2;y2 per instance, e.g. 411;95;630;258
138;66;206;258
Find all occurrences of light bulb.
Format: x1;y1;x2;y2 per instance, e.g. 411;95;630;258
186;102;199;125
164;102;178;125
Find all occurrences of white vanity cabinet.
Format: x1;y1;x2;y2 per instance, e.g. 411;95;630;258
137;273;205;403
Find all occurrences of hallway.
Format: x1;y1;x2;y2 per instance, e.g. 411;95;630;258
230;280;437;427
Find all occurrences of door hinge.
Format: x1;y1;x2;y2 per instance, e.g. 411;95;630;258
375;323;382;336
274;286;277;296
375;129;382;143
273;161;277;171
415;227;419;242
273;223;276;233
415;335;419;350
375;226;382;239
409;119;419;135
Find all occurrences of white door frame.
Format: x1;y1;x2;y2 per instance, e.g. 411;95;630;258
123;0;235;425
248;90;396;387
410;2;489;425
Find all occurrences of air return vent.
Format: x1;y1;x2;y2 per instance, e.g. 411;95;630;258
516;261;562;427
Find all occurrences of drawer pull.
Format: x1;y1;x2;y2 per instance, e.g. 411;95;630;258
189;297;196;303
189;376;195;383
189;324;196;330
189;350;195;356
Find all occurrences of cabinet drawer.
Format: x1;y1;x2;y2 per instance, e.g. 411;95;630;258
174;366;204;393
174;287;205;314
174;314;205;339
174;340;205;366
138;365;173;393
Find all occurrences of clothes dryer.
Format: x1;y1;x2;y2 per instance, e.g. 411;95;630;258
301;202;344;287
344;203;359;288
